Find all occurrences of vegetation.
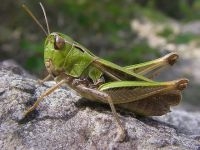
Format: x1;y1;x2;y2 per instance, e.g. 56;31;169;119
1;0;200;75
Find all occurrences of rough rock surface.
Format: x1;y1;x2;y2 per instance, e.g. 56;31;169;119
0;63;200;150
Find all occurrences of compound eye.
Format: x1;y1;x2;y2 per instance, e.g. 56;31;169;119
54;35;65;50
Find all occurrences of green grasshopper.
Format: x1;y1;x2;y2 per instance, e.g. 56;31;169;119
22;3;189;141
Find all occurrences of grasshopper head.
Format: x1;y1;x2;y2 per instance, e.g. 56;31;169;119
43;32;75;77
22;4;88;78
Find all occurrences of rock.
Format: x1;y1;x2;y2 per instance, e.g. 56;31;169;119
0;59;35;79
182;21;200;35
0;63;200;150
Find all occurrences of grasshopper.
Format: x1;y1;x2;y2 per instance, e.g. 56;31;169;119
22;3;189;141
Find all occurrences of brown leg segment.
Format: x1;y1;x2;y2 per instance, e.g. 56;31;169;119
24;79;66;117
38;74;52;84
73;84;126;142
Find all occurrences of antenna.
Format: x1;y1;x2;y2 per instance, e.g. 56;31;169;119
22;4;48;35
39;2;50;35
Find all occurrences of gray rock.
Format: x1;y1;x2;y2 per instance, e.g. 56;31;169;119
0;64;200;150
0;59;35;79
182;21;200;35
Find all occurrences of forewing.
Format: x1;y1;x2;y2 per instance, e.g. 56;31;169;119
93;58;153;82
117;90;181;116
98;79;187;104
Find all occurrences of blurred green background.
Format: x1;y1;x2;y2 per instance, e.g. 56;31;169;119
0;0;198;74
1;0;200;109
